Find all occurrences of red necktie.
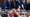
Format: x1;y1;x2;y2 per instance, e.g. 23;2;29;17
14;13;18;17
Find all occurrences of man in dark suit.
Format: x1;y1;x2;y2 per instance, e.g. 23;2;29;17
19;0;23;10
1;3;6;9
10;1;14;9
14;1;19;9
22;0;27;10
26;3;30;10
15;0;23;9
6;1;11;10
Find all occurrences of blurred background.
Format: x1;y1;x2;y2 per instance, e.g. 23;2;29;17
0;0;30;17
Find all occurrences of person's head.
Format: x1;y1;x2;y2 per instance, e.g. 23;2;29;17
2;9;6;13
8;12;10;16
12;8;16;13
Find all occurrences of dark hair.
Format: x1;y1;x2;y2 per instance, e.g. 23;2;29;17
2;9;5;11
26;3;30;10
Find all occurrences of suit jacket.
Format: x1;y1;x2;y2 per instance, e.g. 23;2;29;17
1;3;5;9
10;2;14;9
6;1;11;10
4;14;7;17
26;3;30;10
14;1;19;9
23;2;27;10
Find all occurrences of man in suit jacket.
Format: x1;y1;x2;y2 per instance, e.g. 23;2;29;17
19;0;23;10
1;3;6;9
14;1;19;9
6;1;11;10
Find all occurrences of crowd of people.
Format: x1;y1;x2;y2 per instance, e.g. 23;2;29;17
0;8;30;17
1;0;27;10
0;0;30;17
